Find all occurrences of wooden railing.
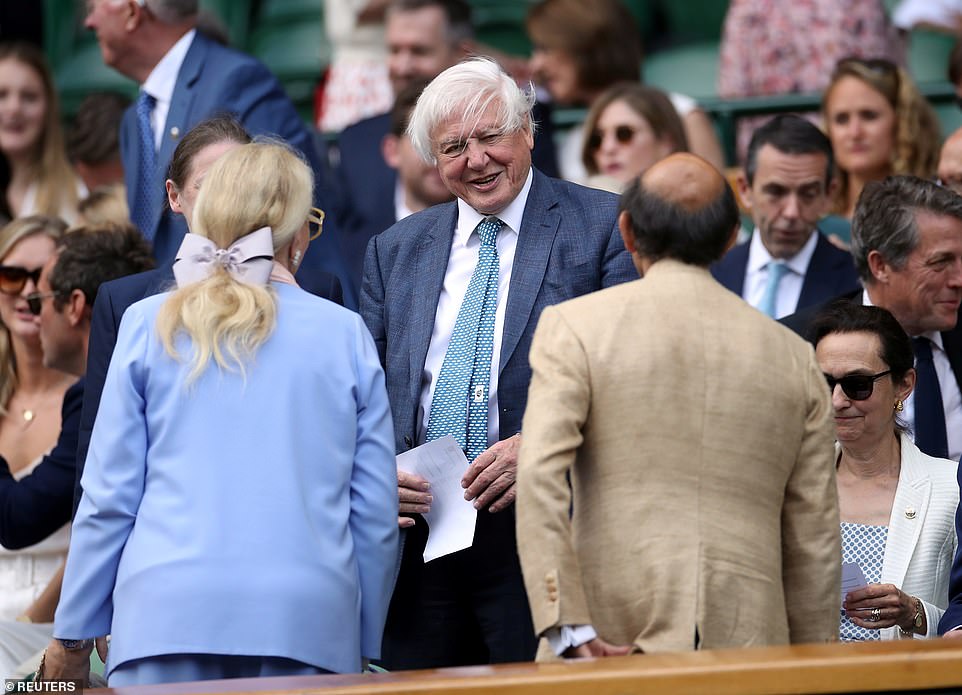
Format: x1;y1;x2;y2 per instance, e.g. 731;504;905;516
90;639;962;695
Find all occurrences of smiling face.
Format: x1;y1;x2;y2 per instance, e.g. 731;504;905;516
432;99;534;215
871;211;962;336
0;233;56;343
825;75;897;179
590;99;673;184
816;331;912;448
386;6;464;96
0;58;46;161
740;145;832;259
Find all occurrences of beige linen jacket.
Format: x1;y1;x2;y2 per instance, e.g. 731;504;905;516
517;260;841;657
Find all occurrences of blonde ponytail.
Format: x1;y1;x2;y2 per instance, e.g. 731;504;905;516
155;141;313;382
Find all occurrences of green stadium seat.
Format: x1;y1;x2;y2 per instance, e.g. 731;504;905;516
471;0;540;56
935;101;962;139
54;40;137;118
200;0;254;47
258;0;324;23
658;0;728;44
644;41;720;101
906;28;956;85
248;19;329;122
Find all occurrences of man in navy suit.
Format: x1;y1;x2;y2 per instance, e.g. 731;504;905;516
83;0;345;300
360;58;634;670
711;115;859;318
335;0;557;294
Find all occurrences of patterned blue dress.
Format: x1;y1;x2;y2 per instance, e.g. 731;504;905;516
840;522;887;641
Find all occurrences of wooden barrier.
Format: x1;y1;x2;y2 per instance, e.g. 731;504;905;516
89;639;962;695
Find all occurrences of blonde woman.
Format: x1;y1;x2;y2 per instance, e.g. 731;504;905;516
42;142;398;686
822;57;940;218
0;42;85;223
0;216;73;622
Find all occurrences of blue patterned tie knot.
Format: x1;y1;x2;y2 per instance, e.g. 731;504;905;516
426;217;503;461
133;91;157;242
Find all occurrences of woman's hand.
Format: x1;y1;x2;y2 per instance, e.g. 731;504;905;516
36;639;93;684
844;583;919;632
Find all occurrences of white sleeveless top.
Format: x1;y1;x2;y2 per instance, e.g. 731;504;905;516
0;457;70;621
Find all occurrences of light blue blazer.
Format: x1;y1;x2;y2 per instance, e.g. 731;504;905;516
54;283;398;676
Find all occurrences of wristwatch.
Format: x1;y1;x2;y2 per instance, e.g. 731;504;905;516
898;597;924;636
57;638;94;651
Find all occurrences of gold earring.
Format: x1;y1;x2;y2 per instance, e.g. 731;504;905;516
895;400;904;412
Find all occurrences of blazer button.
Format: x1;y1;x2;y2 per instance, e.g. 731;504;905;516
904;506;917;519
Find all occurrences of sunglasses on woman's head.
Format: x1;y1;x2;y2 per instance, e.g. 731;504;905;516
823;370;892;400
587;125;636;151
0;266;43;295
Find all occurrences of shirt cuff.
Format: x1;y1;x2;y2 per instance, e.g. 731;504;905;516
544;624;598;656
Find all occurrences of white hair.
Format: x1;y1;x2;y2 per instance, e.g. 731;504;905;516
407;57;537;163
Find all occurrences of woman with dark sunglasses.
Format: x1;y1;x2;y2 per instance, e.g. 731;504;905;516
0;215;75;624
579;82;688;193
811;301;958;641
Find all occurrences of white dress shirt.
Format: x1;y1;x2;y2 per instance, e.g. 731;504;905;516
744;229;819;319
862;290;962;462
141;29;197;151
417;169;533;448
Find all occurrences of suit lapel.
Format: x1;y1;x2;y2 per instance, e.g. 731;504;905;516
500;171;559;373
408;205;456;400
942;305;962;395
147;35;207;235
797;234;830;309
882;437;932;588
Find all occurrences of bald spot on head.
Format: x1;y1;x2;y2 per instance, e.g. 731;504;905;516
640;152;726;213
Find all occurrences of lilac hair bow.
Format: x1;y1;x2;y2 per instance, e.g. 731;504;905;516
172;227;275;287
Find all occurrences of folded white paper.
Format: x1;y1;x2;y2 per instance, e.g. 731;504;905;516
396;436;477;562
841;561;869;606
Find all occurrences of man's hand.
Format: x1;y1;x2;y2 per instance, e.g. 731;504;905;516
397;470;431;529
37;639;93;683
563;637;633;658
462;433;521;513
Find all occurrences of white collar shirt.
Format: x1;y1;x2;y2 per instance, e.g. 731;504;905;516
744;229;818;319
141;29;196;151
417;168;533;448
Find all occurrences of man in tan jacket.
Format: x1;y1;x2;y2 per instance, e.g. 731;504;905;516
516;153;840;659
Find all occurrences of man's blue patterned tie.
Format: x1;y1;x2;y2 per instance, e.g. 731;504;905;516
133;91;157;241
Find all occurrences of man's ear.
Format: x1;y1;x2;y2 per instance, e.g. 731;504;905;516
382;134;400;169
166;179;184;214
125;0;147;31
736;172;753;212
867;249;890;284
617;210;636;256
65;289;88;328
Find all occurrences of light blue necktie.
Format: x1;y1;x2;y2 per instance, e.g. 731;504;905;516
133;91;157;241
426;217;502;460
758;260;788;318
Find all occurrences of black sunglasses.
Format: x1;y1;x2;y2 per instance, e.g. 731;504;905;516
0;265;43;295
24;291;60;316
824;370;892;400
587;125;636;151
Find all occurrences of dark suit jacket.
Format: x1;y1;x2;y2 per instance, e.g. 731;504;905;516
0;378;83;549
121;31;347;301
711;231;860;314
73;266;342;513
360;169;635;454
336;102;560;298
